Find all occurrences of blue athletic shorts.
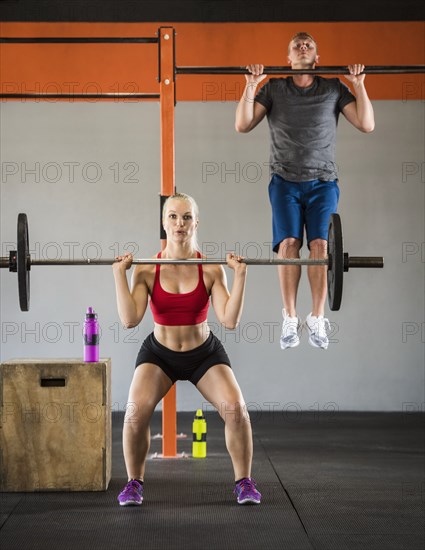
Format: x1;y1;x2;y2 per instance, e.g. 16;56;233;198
268;174;340;252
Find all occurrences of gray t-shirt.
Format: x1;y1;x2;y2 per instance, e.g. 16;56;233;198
255;76;355;182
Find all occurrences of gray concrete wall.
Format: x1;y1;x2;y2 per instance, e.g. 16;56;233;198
1;100;424;412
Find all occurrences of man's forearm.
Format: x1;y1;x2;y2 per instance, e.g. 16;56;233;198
352;82;375;132
235;83;258;132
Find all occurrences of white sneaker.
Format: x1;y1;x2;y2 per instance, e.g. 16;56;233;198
305;313;330;350
280;309;302;349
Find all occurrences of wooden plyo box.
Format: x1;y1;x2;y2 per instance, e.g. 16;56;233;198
0;359;111;492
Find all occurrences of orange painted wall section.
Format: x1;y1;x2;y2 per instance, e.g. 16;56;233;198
1;22;424;100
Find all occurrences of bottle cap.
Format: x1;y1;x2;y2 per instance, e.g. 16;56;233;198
195;409;203;419
86;307;97;319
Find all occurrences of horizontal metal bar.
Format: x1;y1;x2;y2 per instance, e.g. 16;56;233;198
348;256;384;268
27;257;330;266
2;256;384;268
0;93;160;99
0;37;158;43
176;65;425;75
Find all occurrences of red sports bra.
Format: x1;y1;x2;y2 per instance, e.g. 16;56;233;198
150;251;210;326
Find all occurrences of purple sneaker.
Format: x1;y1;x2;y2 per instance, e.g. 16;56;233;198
118;480;143;506
233;477;261;505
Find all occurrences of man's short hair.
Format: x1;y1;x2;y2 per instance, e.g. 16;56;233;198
288;32;317;54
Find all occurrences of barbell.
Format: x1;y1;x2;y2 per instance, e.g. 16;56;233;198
1;213;383;312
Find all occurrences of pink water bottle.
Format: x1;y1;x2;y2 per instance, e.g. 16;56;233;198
83;307;99;362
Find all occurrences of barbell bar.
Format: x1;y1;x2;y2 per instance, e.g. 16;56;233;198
1;213;383;312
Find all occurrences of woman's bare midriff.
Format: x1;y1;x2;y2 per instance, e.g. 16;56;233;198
153;321;210;351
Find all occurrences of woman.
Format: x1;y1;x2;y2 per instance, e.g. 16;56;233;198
113;193;261;506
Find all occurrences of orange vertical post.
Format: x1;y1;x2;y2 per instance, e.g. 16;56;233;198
159;26;177;457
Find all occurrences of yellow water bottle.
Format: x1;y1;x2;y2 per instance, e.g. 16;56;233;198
192;409;207;458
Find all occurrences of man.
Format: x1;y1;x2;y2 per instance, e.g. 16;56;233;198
235;32;374;350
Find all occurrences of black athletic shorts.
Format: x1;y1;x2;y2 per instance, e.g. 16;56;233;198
134;331;231;385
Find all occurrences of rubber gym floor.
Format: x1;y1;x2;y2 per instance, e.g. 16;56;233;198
0;411;424;550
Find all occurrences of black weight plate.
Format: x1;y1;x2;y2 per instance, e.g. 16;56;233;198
327;213;343;311
17;213;30;311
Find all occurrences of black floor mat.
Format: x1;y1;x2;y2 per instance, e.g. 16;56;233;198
0;412;423;550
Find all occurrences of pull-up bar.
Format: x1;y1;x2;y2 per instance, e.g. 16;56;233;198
1;93;160;99
176;65;425;75
0;37;158;43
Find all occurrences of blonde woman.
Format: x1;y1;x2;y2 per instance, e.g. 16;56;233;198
113;193;261;506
